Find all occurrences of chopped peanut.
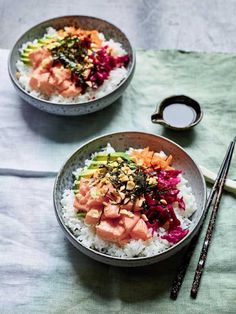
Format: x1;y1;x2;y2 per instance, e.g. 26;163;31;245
117;157;123;163
147;177;157;185
126;180;135;190
120;209;134;218
119;173;129;182
160;199;167;205
141;214;148;222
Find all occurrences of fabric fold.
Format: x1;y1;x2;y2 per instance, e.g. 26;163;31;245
0;167;57;177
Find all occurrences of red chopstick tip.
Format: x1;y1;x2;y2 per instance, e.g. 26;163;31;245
170;291;178;300
190;289;197;299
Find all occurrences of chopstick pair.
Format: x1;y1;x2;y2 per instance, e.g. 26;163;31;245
170;137;236;300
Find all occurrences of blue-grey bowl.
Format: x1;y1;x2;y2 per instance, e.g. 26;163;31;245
53;131;207;267
8;16;135;116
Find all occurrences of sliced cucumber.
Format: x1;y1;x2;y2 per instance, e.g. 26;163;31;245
88;160;107;169
79;169;98;179
38;38;53;45
93;152;131;162
77;212;86;218
20;56;30;64
27;43;40;49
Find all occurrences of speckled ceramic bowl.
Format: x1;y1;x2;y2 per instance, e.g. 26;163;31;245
8;16;135;116
53;132;207;267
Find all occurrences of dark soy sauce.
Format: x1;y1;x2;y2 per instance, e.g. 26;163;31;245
163;103;197;127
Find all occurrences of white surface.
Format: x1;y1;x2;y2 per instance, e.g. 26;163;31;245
2;0;236;52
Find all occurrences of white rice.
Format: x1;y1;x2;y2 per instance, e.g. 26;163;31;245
61;145;197;258
16;27;128;103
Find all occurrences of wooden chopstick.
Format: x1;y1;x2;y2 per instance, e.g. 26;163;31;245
190;137;235;298
170;138;235;300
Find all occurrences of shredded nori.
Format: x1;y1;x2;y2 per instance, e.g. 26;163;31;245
50;35;91;91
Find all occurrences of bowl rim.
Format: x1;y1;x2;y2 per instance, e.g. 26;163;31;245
53;131;207;263
8;15;136;108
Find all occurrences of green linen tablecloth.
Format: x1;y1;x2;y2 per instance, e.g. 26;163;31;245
0;49;235;313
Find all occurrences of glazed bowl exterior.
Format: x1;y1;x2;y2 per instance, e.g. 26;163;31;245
8;16;135;116
53;131;207;267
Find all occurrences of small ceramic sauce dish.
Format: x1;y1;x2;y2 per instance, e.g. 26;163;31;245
151;95;203;130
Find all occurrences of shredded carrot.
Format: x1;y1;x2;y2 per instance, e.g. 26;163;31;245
62;27;103;47
130;147;174;170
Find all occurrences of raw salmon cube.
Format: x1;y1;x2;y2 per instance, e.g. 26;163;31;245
85;209;101;225
75;193;87;205
104;183;119;200
41;56;53;70
121;201;134;211
50;66;71;85
96;220;125;242
29;75;39;89
29;48;51;68
79;185;89;197
79;178;90;196
87;198;104;211
29;67;48;89
104;204;120;219
130;218;149;241
73;198;81;211
29;67;48;90
73;195;88;212
122;212;140;232
60;83;81;97
57;79;71;92
37;72;54;95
